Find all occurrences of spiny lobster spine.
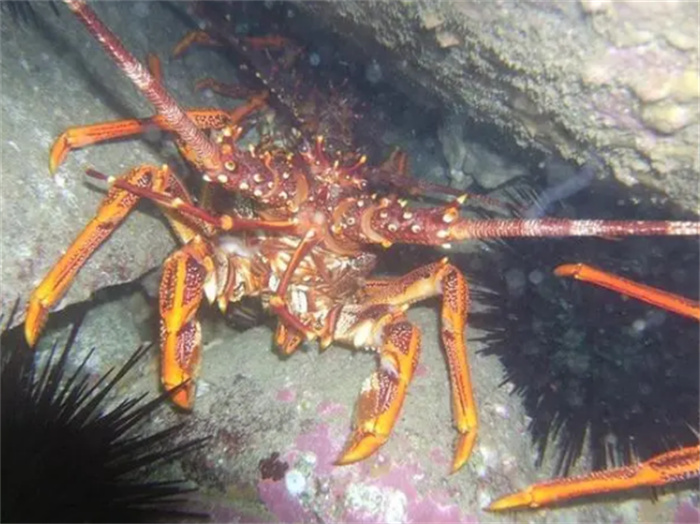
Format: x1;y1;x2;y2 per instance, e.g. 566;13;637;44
64;0;222;172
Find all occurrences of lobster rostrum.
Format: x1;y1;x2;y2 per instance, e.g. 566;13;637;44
25;0;700;511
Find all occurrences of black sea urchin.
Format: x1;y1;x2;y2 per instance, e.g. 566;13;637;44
1;306;208;523
467;181;699;479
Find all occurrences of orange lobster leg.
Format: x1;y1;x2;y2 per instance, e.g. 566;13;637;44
487;444;700;511
333;258;477;472
242;35;294;50
339;319;421;465
194;78;260;101
49;44;265;173
49;104;265;174
172;30;222;58
173;30;292;58
25;165;173;347
269;235;325;354
555;263;700;321
50;118;161;173
159;236;215;409
273;322;306;356
329;305;417;465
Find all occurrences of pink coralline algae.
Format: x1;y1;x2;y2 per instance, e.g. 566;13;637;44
409;497;473;524
275;387;297;402
674;502;700;524
257;478;312;523
256;421;478;523
293;422;340;475
353;459;477;524
316;399;347;417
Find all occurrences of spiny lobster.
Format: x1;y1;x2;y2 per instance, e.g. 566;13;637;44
24;0;700;511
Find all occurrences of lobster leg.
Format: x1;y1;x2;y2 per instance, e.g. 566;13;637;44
25;165;178;346
555;263;700;321
159;236;216;409
270;236;323;355
50;40;266;173
330;307;419;466
332;258;477;472
173;30;282;100
172;30;223;58
487;445;700;511
50;101;266;174
488;265;700;511
194;78;261;101
273;322;306;356
173;30;292;59
43;172;253;410
50;112;215;173
65;0;223;173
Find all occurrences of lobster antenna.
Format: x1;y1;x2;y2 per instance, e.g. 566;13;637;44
63;0;222;173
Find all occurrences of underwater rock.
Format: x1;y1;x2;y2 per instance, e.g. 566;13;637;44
438;115;526;190
437;114;471;188
461;140;528;190
295;1;699;213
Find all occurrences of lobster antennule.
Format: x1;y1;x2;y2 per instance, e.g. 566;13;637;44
63;0;222;173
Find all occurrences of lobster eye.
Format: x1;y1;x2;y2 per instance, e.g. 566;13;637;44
224;161;236;171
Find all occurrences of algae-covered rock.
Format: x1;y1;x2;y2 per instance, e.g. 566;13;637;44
294;1;699;213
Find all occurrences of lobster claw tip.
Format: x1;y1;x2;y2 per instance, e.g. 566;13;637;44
450;431;476;474
335;430;386;466
164;380;196;410
485;489;535;512
49;133;70;174
24;298;48;348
